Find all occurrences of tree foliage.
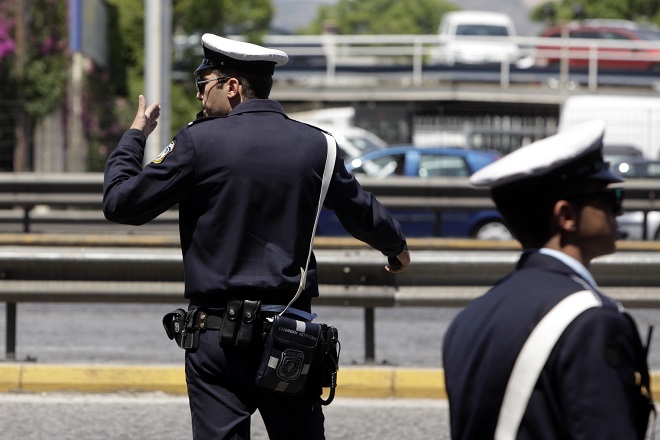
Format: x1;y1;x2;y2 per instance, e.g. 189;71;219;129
301;0;459;35
0;0;68;119
0;0;69;170
0;0;274;171
530;0;660;26
106;0;275;145
173;0;273;41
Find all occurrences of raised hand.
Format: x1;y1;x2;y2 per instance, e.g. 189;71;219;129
130;95;161;139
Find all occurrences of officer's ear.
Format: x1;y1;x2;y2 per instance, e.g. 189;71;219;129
554;199;579;233
225;77;241;99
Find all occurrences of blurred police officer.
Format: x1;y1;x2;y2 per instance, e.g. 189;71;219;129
103;34;410;440
443;120;653;439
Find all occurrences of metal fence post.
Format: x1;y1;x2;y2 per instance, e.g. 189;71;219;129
364;307;375;363
6;302;16;360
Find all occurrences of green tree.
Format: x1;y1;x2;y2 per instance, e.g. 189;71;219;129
530;0;660;26
301;0;459;35
173;0;273;42
106;0;275;155
0;0;68;171
95;0;274;169
0;0;274;171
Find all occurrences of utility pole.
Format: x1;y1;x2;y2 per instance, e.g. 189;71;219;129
67;0;86;172
144;0;172;164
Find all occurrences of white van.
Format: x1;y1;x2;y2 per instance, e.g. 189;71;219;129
559;95;660;159
559;95;660;241
430;11;520;66
289;108;389;161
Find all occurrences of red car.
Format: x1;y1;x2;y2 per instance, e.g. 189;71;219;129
536;21;660;71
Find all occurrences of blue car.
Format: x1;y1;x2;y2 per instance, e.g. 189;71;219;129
318;146;512;239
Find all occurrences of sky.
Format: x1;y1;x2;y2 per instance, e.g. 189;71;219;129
271;0;336;33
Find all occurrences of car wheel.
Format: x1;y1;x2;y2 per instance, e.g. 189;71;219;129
474;221;513;240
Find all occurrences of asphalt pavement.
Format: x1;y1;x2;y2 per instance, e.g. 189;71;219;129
0;393;449;440
1;302;660;439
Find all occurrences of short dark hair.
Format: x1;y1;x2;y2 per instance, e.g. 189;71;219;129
215;67;273;99
492;185;557;248
492;177;610;248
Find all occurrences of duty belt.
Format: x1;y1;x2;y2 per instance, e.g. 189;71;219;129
163;300;269;349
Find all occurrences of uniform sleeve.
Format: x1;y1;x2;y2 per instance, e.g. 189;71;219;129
324;151;407;256
550;307;653;439
103;128;195;225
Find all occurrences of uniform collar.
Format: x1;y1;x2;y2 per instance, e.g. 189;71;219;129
228;99;287;117
535;248;599;291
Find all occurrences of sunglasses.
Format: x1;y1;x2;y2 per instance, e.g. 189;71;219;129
195;76;231;94
565;187;624;213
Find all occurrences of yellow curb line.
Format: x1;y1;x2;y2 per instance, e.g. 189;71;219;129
0;364;658;400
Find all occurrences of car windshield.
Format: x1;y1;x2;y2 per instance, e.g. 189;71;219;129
456;24;509;37
419;155;470;177
345;135;385;153
352;154;405;178
635;28;660;40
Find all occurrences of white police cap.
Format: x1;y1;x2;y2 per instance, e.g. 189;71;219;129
194;34;288;76
470;120;622;188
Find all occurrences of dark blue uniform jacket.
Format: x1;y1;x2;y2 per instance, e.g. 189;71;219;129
103;99;406;311
443;251;653;439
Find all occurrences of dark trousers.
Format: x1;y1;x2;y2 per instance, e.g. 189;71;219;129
185;329;325;440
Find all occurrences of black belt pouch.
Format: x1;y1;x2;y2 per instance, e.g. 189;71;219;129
220;300;243;344
236;300;261;346
256;315;320;395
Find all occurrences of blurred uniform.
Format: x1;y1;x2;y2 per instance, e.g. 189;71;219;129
443;121;654;439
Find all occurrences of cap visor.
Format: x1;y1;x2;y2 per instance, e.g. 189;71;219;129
194;61;214;75
593;168;624;183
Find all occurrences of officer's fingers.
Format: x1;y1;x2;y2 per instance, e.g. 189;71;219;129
385;250;410;273
136;95;146;116
145;102;161;121
397;250;411;268
385;263;402;273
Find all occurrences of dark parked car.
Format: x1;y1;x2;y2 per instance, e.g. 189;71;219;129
317;146;513;239
604;144;645;169
608;158;660;240
611;158;660;178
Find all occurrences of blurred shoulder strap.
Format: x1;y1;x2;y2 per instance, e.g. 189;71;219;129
494;290;601;440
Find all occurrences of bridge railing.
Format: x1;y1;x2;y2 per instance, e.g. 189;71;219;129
191;33;660;93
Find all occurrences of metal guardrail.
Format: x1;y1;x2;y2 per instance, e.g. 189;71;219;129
3;236;660;363
2;173;660;237
3;173;660;361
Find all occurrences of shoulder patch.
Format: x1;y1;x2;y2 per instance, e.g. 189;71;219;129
152;140;175;164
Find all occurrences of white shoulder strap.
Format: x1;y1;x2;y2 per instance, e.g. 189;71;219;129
494;290;602;440
280;132;336;315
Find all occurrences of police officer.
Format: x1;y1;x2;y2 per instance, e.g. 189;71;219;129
443;120;653;439
103;34;410;440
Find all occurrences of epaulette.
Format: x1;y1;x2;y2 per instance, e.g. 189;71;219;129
186;115;228;127
287;117;334;137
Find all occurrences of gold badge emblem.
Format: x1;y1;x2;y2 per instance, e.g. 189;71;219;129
152;140;175;164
